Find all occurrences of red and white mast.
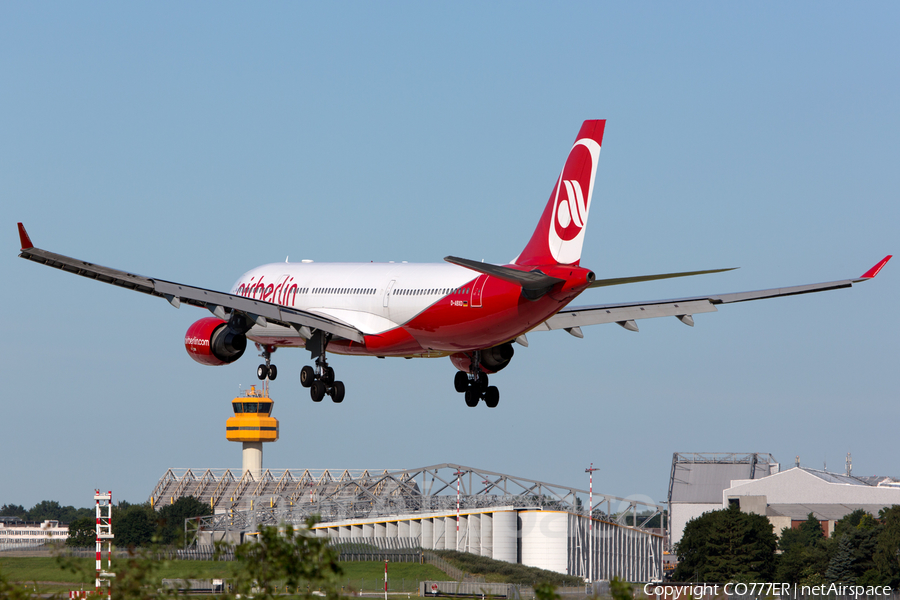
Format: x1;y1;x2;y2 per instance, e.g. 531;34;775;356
94;490;114;598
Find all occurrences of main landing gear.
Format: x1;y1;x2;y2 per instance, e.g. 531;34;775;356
256;345;277;380
299;332;345;403
453;351;499;408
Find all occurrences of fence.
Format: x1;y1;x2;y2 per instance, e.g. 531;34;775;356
330;537;423;563
419;581;595;600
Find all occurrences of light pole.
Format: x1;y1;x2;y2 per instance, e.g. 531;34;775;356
455;469;464;552
585;464;598;582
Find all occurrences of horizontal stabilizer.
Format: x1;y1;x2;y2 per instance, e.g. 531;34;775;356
444;256;564;291
589;267;736;288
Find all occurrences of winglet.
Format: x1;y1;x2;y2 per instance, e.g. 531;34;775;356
860;255;892;279
17;223;34;250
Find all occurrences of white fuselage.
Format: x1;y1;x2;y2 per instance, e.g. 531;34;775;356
232;261;480;341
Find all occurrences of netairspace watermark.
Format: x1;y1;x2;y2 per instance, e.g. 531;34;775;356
643;583;895;599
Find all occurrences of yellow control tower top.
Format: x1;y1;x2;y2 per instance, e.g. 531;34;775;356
226;385;279;443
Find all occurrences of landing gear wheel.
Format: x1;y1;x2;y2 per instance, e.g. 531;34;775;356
464;387;480;407
322;366;335;385
484;386;500;408
330;381;345;403
454;371;469;393
257;364;269;380
267;364;277;380
310;380;326;402
300;366;315;388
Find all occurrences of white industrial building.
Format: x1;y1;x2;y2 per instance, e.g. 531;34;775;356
165;463;664;582
724;466;900;536
668;453;900;544
0;517;69;549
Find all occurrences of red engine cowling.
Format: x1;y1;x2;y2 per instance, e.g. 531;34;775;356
450;342;515;374
185;317;247;366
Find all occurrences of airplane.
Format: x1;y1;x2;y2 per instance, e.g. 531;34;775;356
16;120;891;408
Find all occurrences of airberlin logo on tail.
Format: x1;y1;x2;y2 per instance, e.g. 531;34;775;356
547;138;601;264
554;178;587;241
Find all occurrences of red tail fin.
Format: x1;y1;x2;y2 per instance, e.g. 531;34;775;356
515;120;605;266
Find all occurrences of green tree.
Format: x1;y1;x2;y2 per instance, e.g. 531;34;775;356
825;534;857;584
230;518;342;600
155;496;211;546
673;504;777;582
65;516;96;547
113;503;156;548
775;515;830;585
23;500;92;523
25;500;63;521
0;504;26;518
798;513;825;546
873;505;900;588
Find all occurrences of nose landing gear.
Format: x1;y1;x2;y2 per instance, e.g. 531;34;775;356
454;351;500;408
256;345;277;380
299;331;345;403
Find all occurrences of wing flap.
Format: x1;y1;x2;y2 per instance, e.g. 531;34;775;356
537;299;717;331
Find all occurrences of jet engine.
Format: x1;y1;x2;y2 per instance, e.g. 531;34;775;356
450;342;515;374
184;317;248;366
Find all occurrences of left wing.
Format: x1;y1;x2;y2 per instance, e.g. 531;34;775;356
533;256;892;334
16;223;364;343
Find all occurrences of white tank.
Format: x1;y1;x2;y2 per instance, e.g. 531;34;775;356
375;522;386;538
492;510;517;563
457;515;468;552
468;514;481;555
387;521;398;538
443;516;457;551
422;518;434;549
480;513;493;558
351;524;363;539
518;511;568;574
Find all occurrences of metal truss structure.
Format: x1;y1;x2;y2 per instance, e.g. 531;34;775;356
176;463;662;537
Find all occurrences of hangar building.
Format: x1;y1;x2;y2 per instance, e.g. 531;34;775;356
153;463;664;582
667;452;778;546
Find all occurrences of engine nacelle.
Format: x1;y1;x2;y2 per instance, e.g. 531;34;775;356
450;342;515;375
185;317;247;366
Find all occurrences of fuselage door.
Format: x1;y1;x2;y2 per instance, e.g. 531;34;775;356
383;279;396;308
470;275;488;308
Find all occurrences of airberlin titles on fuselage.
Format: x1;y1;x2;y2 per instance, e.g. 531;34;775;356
233;274;476;306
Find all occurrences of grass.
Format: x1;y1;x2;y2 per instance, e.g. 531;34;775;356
0;556;449;593
433;550;584;586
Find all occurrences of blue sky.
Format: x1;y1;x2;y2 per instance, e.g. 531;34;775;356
2;3;898;511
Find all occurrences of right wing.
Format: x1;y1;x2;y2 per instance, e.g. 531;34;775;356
16;223;364;343
533;256;892;334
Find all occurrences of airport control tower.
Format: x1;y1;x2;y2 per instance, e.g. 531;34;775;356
226;385;279;479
